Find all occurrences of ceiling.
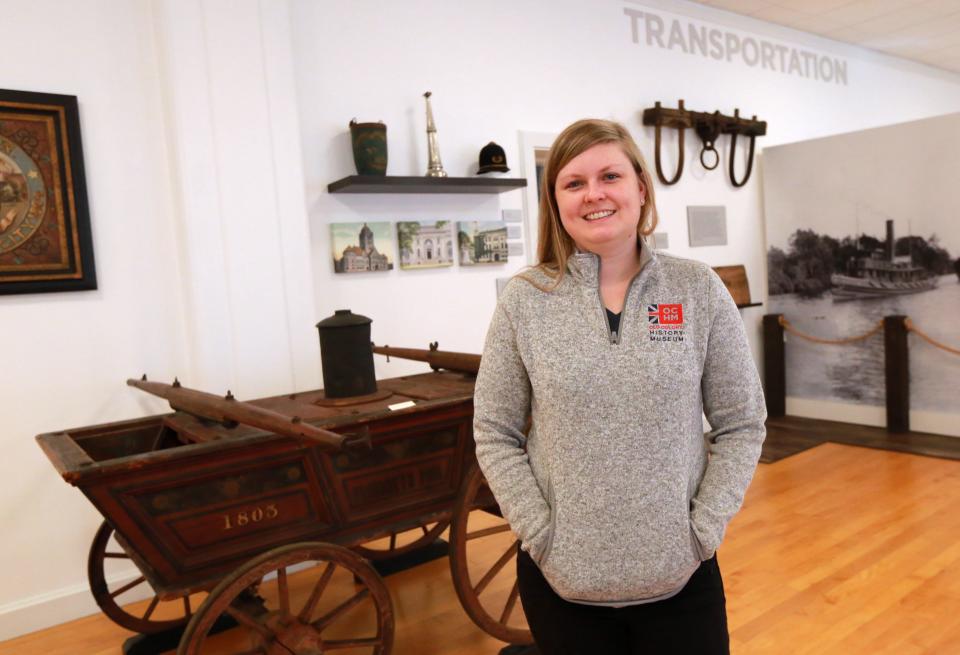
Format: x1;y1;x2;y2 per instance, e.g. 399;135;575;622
688;0;960;74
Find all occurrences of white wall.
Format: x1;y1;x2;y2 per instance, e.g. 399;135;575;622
0;0;315;641
0;0;189;639
2;0;960;642
151;0;319;398
290;0;960;377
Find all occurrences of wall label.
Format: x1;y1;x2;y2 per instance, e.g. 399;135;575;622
623;7;848;86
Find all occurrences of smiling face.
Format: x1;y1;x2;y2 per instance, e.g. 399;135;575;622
554;142;646;257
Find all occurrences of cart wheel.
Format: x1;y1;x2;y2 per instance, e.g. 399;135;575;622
352;520;450;560
88;521;195;634
177;542;394;654
449;464;532;645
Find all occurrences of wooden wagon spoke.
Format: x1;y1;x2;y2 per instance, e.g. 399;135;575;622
500;580;520;624
466;523;511;541
109;575;146;598
299;562;336;622
323;636;382;649
88;522;192;634
277;567;290;615
183;595;192;617
313;588;370;632
141;595;160;621
389;533;397;550
450;466;532;644
420;523;430;535
473;540;518;596
225;605;274;639
177;545;392;653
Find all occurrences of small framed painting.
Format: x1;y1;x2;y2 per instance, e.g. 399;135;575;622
331;222;393;273
458;221;508;265
397;220;454;269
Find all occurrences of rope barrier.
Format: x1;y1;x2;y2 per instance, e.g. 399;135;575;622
905;318;960;356
778;316;884;345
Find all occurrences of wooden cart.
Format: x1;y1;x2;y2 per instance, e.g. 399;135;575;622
37;371;530;654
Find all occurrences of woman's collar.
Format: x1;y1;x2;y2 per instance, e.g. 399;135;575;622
567;237;655;284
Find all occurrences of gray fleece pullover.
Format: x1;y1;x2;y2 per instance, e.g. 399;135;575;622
473;248;766;606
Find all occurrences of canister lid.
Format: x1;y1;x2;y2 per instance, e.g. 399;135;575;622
315;309;372;329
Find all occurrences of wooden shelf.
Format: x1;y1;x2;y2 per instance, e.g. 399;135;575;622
327;175;527;194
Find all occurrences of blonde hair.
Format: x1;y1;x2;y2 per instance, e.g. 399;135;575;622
522;119;658;290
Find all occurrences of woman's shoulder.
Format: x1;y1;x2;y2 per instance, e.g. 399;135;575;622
651;251;721;285
502;266;563;299
492;268;562;323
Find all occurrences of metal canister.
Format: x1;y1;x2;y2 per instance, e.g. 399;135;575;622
315;310;377;398
349;120;388;176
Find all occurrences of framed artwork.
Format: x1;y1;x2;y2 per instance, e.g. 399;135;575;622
686;205;728;247
458;221;508;265
0;89;96;294
331;222;394;273
397;221;454;269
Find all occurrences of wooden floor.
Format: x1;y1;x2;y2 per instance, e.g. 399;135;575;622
4;441;960;654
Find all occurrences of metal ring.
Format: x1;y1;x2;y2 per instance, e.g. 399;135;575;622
700;145;719;170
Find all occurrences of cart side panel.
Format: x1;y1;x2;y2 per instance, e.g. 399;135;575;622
319;401;473;525
130;454;331;553
85;442;337;592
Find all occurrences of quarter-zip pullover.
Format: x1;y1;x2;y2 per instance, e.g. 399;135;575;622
473;248;766;606
595;242;651;344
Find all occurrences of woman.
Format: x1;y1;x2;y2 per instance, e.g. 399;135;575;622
473;119;766;654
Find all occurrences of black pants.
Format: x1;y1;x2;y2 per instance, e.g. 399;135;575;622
517;549;730;655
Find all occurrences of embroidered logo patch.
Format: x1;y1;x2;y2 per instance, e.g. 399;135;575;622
647;303;685;342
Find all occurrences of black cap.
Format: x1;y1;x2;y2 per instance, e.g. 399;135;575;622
315;309;372;329
477;142;509;174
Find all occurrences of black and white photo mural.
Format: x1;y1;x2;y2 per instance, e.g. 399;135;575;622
763;114;960;437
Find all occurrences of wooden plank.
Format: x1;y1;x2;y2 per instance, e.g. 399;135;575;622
884;315;910;432
713;264;752;306
161;413;260;444
762;314;786;418
247;371;474;426
34;432;95;483
327;175;526;194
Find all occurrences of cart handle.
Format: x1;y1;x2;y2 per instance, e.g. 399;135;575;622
127;377;356;450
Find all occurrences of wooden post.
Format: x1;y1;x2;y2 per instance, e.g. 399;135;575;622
884;315;909;433
763;314;786;417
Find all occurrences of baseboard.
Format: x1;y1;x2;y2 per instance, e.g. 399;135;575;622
0;556;345;642
784;398;960;438
0;571;148;642
785;397;885;427
910;410;960;438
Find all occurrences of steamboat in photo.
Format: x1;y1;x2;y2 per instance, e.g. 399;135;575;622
830;219;939;300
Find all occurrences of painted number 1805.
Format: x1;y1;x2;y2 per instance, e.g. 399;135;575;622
222;503;279;531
